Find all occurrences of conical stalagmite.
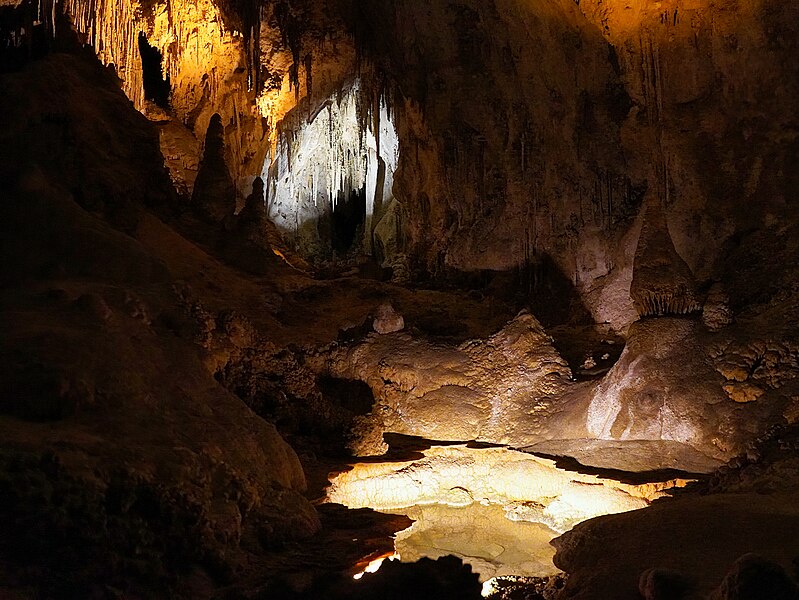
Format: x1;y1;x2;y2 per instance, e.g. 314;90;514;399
191;113;236;224
237;176;266;227
223;176;279;273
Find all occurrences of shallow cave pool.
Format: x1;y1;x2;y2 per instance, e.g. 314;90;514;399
388;502;559;581
325;444;689;589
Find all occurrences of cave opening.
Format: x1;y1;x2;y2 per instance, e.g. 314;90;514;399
137;32;170;108
331;186;367;255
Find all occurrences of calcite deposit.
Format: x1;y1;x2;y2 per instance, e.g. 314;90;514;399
313;311;572;455
2;0;799;597
328;444;689;583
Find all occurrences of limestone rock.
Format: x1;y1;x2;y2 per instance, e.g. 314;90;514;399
223;177;281;274
703;283;734;331
630;197;702;318
191;113;236;224
267;78;397;262
238;176;267;226
73;292;113;322
157;119;201;197
319;311;571;455
639;567;695;600
373;199;405;268
584;318;736;463
0;52;319;596
784;397;799;425
712;340;799;399
552;494;799;600
373;302;405;334
710;554;798;600
0;53;174;230
522;439;724;474
327;445;674;530
723;382;765;404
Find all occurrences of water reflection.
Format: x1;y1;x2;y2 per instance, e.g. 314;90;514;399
388;502;560;581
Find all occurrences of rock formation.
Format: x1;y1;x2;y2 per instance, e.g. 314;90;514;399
2;0;799;597
710;554;798;600
314;311;572;455
630;195;701;317
238;176;267;225
191;113;237;224
552;425;799;599
372;302;404;334
0;50;318;597
221;176;285;273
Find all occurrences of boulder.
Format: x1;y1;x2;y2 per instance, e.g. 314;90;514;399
373;302;405;334
711;554;799;600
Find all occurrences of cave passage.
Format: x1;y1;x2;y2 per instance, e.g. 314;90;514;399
137;32;170;108
331;186;366;255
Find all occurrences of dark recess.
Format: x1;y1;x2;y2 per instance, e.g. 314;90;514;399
331;186;366;255
138;32;170;109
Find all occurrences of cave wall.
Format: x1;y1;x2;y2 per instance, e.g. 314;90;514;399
0;49;321;595
266;79;400;262
351;0;798;330
578;0;799;281
56;0;358;197
60;0;267;193
42;0;799;329
352;0;643;327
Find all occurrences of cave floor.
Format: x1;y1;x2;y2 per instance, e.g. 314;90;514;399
135;212;521;348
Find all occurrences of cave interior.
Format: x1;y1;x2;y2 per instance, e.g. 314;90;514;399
1;0;799;598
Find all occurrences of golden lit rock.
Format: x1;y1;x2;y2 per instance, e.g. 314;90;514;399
328;444;689;580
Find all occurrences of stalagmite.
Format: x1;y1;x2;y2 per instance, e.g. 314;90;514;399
192;113;237;224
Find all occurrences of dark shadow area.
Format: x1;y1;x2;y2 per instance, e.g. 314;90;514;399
528;451;709;486
214;361;376;460
410;309;469;340
317;376;375;418
331;186;366;255
138;32;170;108
383;433;473;458
418;252;593;328
547;323;625;380
262;555;482;600
0;1;77;71
497;253;593;327
715;220;799;315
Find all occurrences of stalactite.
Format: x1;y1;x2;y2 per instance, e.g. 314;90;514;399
59;0;243;120
62;0;143;108
304;53;313;119
266;78;400;259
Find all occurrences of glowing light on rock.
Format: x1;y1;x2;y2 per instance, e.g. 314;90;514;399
265;80;399;258
330;445;690;581
63;0;241;120
352;552;399;580
481;578;499;597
